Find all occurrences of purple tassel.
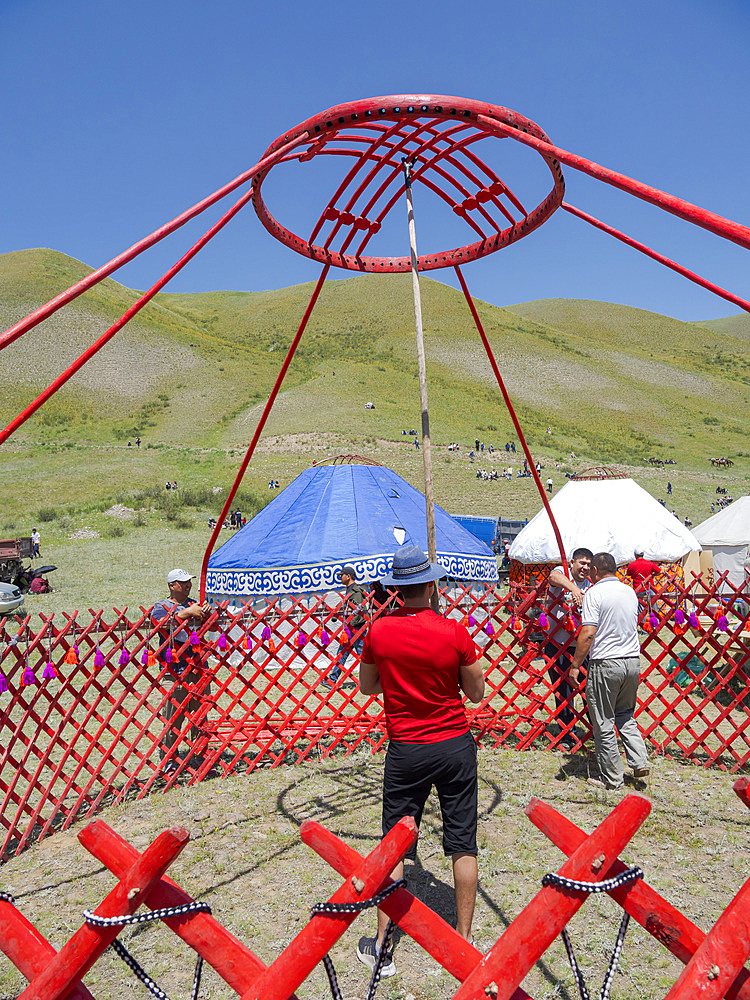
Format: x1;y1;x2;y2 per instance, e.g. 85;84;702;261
468;615;477;627
94;649;105;668
141;649;149;665
261;625;271;641
119;648;130;665
22;666;37;686
42;661;57;680
0;672;7;693
297;632;307;646
218;633;228;650
190;631;199;647
320;630;331;646
689;611;700;628
718;614;728;632
344;626;352;641
675;608;686;625
164;647;173;663
485;622;494;636
649;613;658;628
538;613;549;629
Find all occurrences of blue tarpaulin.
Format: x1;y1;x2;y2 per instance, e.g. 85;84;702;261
207;464;498;597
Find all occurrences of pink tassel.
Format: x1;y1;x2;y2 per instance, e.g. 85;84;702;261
190;631;200;648
538;612;549;629
689;611;700;628
297;632;307;646
94;649;105;668
261;625;271;641
468;615;477;627
141;649;149;665
42;661;57;681
675;608;686;625
649;613;658;629
717;614;728;632
485;623;494;636
164;647;173;663
320;630;331;646
344;627;352;641
118;648;130;665
0;672;7;693
22;666;37;686
217;633;227;650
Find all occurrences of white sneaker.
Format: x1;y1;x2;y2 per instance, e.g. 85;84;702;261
356;936;396;978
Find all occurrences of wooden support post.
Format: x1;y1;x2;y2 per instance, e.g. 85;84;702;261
403;158;440;613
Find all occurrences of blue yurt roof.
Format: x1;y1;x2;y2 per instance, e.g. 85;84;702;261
206;464;498;596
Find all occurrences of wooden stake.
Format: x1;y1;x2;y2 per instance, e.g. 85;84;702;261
403;159;440;613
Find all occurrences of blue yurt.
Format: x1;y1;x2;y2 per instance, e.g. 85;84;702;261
206;463;498;598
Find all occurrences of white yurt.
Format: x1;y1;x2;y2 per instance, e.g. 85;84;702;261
508;475;700;591
692;496;750;592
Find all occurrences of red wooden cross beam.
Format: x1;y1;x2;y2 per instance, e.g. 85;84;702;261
240;816;419;1000
78;818;292;998
0;894;96;1000
13;824;188;1000
301;818;535;999
527;796;750;1000
451;793;651;1000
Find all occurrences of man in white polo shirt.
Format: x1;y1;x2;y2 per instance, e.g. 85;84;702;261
570;551;649;790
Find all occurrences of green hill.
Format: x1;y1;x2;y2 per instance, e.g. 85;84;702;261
0;248;747;535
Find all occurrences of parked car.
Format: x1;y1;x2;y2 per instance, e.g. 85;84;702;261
0;580;24;615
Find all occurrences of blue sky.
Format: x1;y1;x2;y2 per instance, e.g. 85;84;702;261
1;0;748;321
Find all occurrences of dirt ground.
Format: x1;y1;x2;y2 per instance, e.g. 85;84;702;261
1;747;748;1000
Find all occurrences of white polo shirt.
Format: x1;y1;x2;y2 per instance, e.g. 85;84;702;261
581;576;640;660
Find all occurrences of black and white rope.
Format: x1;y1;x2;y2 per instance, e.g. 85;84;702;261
542;866;644;1000
310;877;406;916
0;891;16;904
313;878;406;1000
542;866;644;895
84;901;211;1000
83;900;211;926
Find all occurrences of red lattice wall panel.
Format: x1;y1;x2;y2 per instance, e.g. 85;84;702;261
0;574;748;859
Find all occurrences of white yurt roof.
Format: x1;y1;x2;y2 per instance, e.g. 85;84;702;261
509;478;700;565
692;496;750;546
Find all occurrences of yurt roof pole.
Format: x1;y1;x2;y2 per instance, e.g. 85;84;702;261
454;264;569;577
403;158;440;612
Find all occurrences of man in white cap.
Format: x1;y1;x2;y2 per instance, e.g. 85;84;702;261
151;569;211;771
356;545;485;976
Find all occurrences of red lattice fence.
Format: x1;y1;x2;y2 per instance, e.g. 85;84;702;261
1;575;748;860
2;783;750;999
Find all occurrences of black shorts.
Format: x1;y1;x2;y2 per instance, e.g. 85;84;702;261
382;731;478;857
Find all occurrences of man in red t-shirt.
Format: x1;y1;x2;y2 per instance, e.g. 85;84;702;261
626;550;660;592
357;545;485;976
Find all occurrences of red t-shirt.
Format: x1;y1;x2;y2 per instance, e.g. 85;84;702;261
627;558;660;589
361;607;477;744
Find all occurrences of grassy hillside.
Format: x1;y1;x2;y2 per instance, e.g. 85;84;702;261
0;248;748;613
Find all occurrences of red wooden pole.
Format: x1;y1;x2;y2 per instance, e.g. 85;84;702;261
477;114;750;251
301;820;535;1000
199;264;330;601
0;185;257;447
239;817;417;1000
78;819;280;997
526;796;750;1000
17;826;189;1000
451;793;651;1000
664;875;750;1000
563;202;750;314
734;777;750;811
454;263;569;575
0;898;96;1000
0;132;310;353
